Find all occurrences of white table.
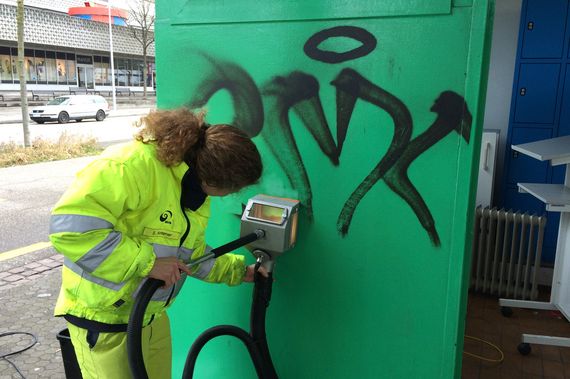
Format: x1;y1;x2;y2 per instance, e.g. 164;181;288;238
499;135;570;354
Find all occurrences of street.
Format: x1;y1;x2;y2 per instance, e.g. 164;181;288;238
0;107;152;253
0;156;98;253
0;106;155;258
0;109;150;146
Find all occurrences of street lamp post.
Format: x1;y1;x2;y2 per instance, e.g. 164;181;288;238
107;0;117;111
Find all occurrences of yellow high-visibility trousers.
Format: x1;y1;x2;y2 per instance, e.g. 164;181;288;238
67;313;172;379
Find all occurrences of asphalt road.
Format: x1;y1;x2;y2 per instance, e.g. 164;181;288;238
0;111;148;256
0;112;145;146
0;156;97;254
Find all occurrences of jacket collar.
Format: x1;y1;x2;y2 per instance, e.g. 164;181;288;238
174;161;208;211
172;161;189;182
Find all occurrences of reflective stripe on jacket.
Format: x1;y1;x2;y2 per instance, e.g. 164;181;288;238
50;141;245;325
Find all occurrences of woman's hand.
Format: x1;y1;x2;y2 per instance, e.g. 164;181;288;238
243;264;269;283
148;257;192;288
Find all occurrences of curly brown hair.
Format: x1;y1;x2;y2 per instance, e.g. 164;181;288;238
135;108;262;190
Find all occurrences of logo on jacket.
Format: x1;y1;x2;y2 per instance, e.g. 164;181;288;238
160;210;172;224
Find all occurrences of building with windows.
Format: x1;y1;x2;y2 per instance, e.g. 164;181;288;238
0;0;155;93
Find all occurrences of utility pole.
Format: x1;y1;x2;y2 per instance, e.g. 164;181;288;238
107;0;117;111
17;0;30;147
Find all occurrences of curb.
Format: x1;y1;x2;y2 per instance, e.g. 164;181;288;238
0;254;63;291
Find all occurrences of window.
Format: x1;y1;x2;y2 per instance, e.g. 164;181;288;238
46;51;57;84
94;55;110;86
35;50;46;84
100;59;110;85
10;48;18;83
0;47;12;83
56;52;67;84
131;60;144;87
94;55;102;85
67;53;77;84
147;62;156;87
47;97;70;105
114;57;129;86
102;57;111;85
25;48;35;83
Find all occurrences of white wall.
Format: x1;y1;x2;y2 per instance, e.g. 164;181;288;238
482;0;523;205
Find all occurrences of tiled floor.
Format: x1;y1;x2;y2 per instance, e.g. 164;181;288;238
462;291;570;378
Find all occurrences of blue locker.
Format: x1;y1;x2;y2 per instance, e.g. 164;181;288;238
521;0;568;58
507;127;552;184
514;63;561;124
502;0;570;265
559;64;570;137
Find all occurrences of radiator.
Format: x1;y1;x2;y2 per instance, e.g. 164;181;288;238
470;207;547;300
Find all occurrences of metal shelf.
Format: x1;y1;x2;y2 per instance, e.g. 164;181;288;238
512;135;570;166
504;135;570;352
517;183;570;212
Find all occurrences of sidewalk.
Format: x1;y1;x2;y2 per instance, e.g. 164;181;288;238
0;103;153;125
0;156;85;377
0;246;67;378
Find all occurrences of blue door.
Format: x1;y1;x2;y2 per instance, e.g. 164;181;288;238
514;64;560;124
521;0;568;58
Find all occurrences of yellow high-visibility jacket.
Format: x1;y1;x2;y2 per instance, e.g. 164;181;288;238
49;141;245;326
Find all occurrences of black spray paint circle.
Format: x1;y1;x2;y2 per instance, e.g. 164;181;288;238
303;26;377;64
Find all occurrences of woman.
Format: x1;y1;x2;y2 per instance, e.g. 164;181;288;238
49;108;263;378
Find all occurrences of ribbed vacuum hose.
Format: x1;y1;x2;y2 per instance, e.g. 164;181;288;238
250;273;278;378
182;325;264;378
183;272;277;379
127;231;265;379
127;278;163;379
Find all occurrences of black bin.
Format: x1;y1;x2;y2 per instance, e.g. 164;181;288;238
56;328;83;379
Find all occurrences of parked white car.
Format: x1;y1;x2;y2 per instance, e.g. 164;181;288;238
29;95;110;124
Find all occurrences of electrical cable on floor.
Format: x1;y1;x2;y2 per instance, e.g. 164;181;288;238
0;331;38;379
463;335;505;363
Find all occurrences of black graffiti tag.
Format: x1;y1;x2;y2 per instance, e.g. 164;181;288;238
261;72;339;219
381;91;472;246
331;68;413;236
303;26;378;64
185;53;264;138
185;27;472;246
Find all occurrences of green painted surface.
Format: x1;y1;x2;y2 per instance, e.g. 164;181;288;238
155;1;494;378
164;0;452;24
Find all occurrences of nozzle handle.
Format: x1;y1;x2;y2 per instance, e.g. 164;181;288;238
210;230;264;258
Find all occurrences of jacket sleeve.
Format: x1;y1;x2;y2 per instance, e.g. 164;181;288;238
189;240;246;286
181;199;246;286
49;158;156;284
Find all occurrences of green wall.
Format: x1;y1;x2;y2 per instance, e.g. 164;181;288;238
155;1;494;377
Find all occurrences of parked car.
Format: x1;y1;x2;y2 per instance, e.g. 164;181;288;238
29;95;110;124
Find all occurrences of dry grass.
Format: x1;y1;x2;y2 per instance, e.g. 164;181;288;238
0;133;102;167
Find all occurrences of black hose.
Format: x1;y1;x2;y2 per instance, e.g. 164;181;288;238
0;332;38;379
183;271;278;379
127;278;164;379
250;272;278;379
127;232;263;379
210;232;263;258
182;325;264;378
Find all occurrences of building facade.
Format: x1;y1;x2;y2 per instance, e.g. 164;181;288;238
0;0;155;92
